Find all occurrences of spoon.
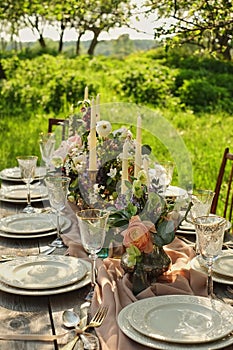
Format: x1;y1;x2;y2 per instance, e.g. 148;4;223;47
62;310;80;328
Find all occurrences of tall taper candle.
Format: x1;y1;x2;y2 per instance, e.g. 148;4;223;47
84;86;88;100
89;98;97;171
96;93;100;121
134;115;142;177
121;141;129;194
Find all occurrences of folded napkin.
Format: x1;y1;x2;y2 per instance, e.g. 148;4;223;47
62;205;208;350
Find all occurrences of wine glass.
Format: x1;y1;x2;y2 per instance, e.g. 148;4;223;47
193;215;226;299
188;189;215;222
16;155;38;213
76;209;109;299
44;176;71;248
39;132;55;173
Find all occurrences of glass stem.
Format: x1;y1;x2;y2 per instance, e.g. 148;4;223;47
91;254;97;287
26;181;31;206
207;261;214;298
56;210;61;239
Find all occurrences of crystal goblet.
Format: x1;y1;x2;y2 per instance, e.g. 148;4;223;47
45;176;70;248
16;155;38;213
193;215;226;299
76;209;109;300
189;189;215;222
39;132;55;173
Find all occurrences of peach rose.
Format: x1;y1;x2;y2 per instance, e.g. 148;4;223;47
122;215;154;253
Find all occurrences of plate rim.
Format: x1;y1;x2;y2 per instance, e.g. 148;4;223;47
128;295;233;344
190;255;233;285
0;213;69;234
0;255;87;290
117;300;233;350
212;254;233;278
0;258;91;296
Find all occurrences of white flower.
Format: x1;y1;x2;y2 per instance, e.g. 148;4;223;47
96;120;112;138
107;167;117;178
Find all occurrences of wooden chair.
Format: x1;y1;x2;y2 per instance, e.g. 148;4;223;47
48;118;68;140
211;147;233;222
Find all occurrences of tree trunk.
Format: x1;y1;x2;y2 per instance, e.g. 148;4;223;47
87;30;100;56
38;34;46;49
76;32;84;55
0;61;6;79
58;30;64;53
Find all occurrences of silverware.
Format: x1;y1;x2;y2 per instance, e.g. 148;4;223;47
62;310;80;328
76;306;108;334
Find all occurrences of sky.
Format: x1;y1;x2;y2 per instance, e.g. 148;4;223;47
18;2;156;42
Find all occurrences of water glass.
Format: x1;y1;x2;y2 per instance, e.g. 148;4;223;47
194;215;226;298
39;132;55;173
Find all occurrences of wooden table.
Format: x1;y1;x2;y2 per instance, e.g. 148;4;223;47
0;180;233;350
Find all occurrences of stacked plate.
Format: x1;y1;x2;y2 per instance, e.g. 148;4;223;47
118;295;233;349
0;166;46;182
0;212;71;239
0;255;91;296
0;184;48;203
190;251;233;285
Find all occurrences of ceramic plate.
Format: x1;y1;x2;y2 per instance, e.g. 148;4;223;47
0;167;46;180
190;255;233;285
165;186;187;197
0;259;91;295
0;213;70;234
0;185;48;200
0;228;58;239
212;254;233;278
118;302;233;350
0;255;87;290
129;295;233;344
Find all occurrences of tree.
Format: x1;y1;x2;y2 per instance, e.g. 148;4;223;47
73;0;134;56
144;0;233;60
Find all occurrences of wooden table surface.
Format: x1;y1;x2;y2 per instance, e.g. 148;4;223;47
0;178;233;350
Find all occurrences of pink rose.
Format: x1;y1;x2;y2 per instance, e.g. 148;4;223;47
122;215;154;253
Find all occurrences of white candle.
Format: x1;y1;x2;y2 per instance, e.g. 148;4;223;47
121;141;129;194
134;115;142;178
96;93;100;121
84;86;88;100
89;98;97;171
143;155;150;187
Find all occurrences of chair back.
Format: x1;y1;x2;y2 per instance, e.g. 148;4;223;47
211;147;233;222
48;118;68;140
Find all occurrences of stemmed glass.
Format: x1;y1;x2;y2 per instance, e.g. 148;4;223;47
76;209;109;299
45;176;71;248
188;189;215;222
16;155;38;213
193;215;226;299
39;132;55;173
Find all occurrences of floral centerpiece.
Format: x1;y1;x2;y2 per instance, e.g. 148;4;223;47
51;98;190;294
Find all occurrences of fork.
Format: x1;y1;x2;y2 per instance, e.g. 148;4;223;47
60;306;108;350
76;306;108;334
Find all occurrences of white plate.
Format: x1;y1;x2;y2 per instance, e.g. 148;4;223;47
178;216;231;235
212;254;233;278
118;301;233;350
0;185;48;200
0;213;70;234
129;295;233;344
0;255;87;290
0;167;46;181
165;186;187;197
0;259;91;295
190;255;233;285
